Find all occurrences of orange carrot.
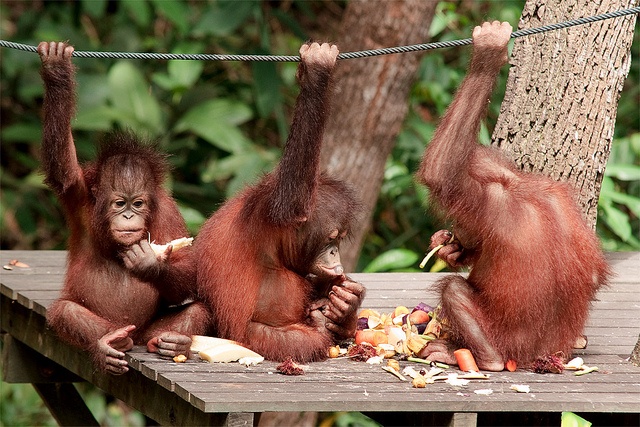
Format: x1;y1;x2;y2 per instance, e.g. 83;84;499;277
454;348;480;372
505;359;517;372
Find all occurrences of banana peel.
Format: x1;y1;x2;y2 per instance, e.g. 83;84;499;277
407;335;430;354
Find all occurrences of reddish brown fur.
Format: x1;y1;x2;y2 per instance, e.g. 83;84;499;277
38;41;210;374
416;23;609;370
196;43;364;363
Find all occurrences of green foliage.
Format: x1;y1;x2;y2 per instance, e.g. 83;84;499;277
598;133;640;251
319;411;381;427
363;248;420;273
561;411;592;427
0;382;57;427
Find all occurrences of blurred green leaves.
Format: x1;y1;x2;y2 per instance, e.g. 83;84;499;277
175;99;253;152
598;133;640;251
108;62;165;134
193;0;257;37
363;248;420;273
153;43;206;94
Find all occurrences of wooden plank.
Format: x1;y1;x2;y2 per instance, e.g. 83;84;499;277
139;353;636;377
0;250;68;266
17;291;61;309
1;249;638;421
155;370;640;387
187;389;640;414
605;252;640;282
587;317;640;327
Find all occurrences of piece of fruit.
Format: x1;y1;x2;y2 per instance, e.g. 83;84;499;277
412;376;427;388
385;326;406;351
328;345;341;358
409;309;431;324
191;335;241;353
358;308;379;318
277;357;304;375
199;343;263;363
406;335;429;354
564;357;584;370
150;237;194;256
173;354;187;363
393;306;410;318
355;329;388;346
376;343;396;358
367;315;382;329
386;359;400;372
192;335;263;363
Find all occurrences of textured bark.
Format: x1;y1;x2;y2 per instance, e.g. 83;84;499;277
492;0;638;228
321;0;437;271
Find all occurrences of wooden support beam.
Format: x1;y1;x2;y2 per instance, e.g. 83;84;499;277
2;334;83;383
450;412;478;427
33;383;100;427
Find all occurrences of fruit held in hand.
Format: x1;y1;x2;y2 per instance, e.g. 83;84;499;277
150;237;194;256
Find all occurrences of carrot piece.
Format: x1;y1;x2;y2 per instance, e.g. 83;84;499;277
454;348;480;372
505;359;517;372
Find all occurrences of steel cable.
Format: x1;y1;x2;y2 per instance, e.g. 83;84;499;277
1;7;638;62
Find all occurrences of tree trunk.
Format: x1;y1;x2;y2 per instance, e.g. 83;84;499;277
321;0;437;272
492;0;638;228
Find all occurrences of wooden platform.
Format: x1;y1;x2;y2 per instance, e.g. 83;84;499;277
1;250;639;426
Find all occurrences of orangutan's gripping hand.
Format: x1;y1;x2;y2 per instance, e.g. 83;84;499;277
469;21;512;73
146;331;192;358
429;230;468;269
98;325;135;375
123;240;172;280
310;279;365;339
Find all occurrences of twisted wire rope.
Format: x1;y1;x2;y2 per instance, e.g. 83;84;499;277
1;7;638;62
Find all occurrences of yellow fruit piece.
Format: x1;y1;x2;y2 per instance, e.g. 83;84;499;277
191;335;264;363
173;354;187;363
393;306;410;318
150;237;194;256
358;308;380;318
328;345;341;358
199;343;263;363
412;376;427;388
